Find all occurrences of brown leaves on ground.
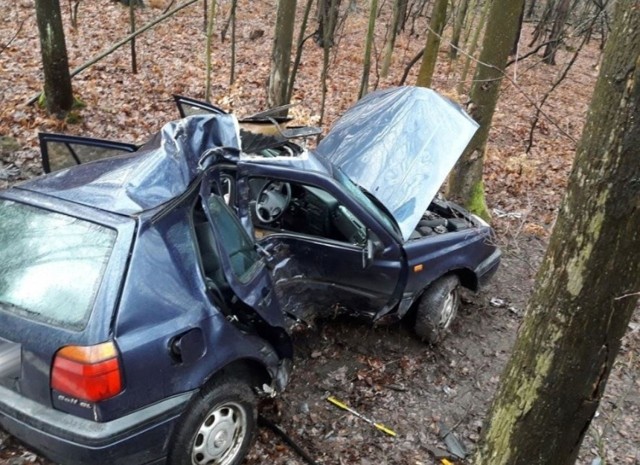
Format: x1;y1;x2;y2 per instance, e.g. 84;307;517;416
1;1;638;465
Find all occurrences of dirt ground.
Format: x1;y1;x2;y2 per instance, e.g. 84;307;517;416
0;0;638;464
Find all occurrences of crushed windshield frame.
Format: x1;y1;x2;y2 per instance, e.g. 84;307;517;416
334;169;401;238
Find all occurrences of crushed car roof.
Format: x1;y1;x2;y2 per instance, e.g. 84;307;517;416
18;115;241;215
315;86;478;241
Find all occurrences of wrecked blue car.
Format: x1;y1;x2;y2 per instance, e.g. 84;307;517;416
0;87;500;465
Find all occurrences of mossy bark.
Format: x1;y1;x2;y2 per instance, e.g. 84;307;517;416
415;0;448;88
34;0;73;114
268;0;297;107
446;0;525;217
474;3;640;464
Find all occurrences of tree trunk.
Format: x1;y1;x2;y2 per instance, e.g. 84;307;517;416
359;0;378;98
316;0;341;47
287;0;314;102
446;0;525;218
542;0;570;65
381;0;402;77
457;0;489;95
204;0;217;102
450;0;470;60
34;0;73;114
415;0;448;88
526;0;537;18
510;2;525;55
268;0;297;107
129;0;137;74
474;3;640;464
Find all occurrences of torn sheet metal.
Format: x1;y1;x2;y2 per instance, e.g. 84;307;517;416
19;115;241;215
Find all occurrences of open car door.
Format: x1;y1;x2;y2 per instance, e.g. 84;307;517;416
38;133;138;174
173;95;228;118
194;169;291;358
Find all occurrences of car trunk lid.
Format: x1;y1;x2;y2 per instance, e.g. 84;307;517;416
315;86;478;241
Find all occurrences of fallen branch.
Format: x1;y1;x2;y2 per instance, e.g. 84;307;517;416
505;38;561;68
399;46;424;85
0;18;26;57
26;0;199;105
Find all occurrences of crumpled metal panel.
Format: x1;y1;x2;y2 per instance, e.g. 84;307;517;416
20;115;241;215
315;86;478;241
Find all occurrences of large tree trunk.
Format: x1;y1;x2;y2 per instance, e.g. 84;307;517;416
446;0;525;219
34;0;73;114
415;0;448;88
268;0;297;107
474;3;640;464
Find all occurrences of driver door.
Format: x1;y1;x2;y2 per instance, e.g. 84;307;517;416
236;170;405;325
197;171;286;334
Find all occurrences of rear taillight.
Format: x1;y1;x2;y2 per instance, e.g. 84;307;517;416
51;341;123;402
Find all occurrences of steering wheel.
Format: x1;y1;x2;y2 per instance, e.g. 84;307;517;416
255;180;292;223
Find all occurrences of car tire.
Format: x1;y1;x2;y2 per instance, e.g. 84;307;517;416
414;275;461;345
167;378;257;465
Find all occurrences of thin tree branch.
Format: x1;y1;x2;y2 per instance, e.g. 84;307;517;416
399;46;424;85
0;18;26;57
506;37;561;68
418;23;578;144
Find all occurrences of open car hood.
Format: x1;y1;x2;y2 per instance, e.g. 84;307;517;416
315;87;478;241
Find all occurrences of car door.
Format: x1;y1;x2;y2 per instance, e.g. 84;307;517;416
38;133;138;173
174;95;228;118
235;166;406;324
196;171;290;352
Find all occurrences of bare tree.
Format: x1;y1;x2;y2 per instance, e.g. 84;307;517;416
415;0;448;88
359;0;378;98
447;0;525;218
268;0;297;107
474;3;640;464
34;0;73;114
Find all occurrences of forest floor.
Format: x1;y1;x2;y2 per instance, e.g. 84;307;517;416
0;0;638;464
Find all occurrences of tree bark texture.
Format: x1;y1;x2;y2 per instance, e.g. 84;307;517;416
381;0;403;78
415;0;448;88
446;0;525;218
358;0;378;98
35;0;73;114
450;0;471;60
268;0;297;107
543;0;571;64
474;3;640;464
316;0;341;47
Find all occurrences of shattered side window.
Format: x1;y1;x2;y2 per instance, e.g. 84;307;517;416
0;200;116;330
206;195;261;283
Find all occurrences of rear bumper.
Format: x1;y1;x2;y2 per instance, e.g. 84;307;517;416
0;385;195;465
475;248;502;287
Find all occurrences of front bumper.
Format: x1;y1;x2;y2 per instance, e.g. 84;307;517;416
475;248;502;287
0;385;195;465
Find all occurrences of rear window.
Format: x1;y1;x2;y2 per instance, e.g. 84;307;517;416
0;200;116;330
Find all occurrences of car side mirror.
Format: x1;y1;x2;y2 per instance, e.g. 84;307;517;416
361;234;382;269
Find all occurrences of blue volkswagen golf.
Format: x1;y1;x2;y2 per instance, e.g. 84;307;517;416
0;87;500;465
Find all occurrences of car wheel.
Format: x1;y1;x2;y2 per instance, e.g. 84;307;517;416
168;378;257;465
414;275;461;345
